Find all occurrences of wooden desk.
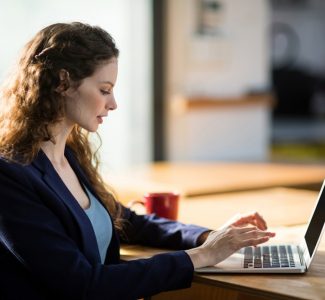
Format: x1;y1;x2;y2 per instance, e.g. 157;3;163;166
121;188;325;300
105;162;325;204
130;188;318;228
122;238;325;300
154;250;325;300
177;188;318;228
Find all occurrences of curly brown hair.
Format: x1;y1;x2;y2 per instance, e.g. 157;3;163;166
0;22;123;231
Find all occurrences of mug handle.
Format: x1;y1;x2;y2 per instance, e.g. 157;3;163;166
127;199;145;209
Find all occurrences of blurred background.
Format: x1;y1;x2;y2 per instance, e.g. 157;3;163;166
1;0;325;173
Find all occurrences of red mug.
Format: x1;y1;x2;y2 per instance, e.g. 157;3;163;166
128;192;180;220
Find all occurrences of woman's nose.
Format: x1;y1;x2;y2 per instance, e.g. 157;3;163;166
106;95;117;111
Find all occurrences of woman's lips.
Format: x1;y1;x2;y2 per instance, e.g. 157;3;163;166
97;116;103;124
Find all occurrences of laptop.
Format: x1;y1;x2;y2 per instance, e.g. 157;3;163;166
195;180;325;274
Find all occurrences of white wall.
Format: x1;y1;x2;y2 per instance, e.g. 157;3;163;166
166;0;272;161
166;0;271;98
168;99;272;161
0;0;152;172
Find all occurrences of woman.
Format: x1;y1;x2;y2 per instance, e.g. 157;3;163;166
0;22;275;300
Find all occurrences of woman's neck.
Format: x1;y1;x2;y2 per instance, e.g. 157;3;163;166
40;122;73;167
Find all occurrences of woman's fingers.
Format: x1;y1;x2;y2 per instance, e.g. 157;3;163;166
230;226;275;248
236;226;275;239
232;211;268;230
242;236;271;247
188;226;276;268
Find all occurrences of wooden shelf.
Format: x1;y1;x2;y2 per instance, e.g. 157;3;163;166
183;93;275;110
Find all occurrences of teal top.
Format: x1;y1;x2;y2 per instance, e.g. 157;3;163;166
84;186;112;263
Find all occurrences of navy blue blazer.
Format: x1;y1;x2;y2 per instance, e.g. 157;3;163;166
0;148;208;300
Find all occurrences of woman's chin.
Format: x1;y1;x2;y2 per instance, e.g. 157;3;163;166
80;124;98;133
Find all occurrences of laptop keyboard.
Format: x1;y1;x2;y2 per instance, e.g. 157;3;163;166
244;245;296;268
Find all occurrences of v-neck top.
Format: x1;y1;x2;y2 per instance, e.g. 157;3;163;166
84;186;112;263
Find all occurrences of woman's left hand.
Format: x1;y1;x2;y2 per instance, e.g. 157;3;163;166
219;211;268;231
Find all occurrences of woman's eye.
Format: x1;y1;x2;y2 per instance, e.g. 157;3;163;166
100;90;111;95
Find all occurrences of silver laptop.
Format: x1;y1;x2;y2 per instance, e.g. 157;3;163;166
195;180;325;274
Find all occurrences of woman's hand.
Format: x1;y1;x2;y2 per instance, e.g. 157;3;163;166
187;212;275;269
219;211;268;231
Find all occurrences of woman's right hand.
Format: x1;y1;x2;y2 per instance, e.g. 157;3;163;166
185;225;275;269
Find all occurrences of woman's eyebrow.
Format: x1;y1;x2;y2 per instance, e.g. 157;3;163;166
100;80;114;87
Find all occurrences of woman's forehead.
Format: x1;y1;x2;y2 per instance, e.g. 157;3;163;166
87;60;118;84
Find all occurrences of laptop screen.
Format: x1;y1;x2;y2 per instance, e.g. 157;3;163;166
304;183;325;257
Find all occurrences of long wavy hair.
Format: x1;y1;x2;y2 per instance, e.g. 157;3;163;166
0;22;123;231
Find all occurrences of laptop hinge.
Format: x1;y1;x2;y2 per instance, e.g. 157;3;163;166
297;245;306;268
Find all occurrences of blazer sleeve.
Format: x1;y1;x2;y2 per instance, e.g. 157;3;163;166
120;206;210;249
0;160;193;300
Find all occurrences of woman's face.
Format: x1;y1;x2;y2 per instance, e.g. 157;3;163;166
64;58;118;132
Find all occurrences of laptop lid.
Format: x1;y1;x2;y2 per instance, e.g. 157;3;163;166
300;180;325;269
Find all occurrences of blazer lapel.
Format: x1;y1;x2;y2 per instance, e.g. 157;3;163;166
32;150;101;264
